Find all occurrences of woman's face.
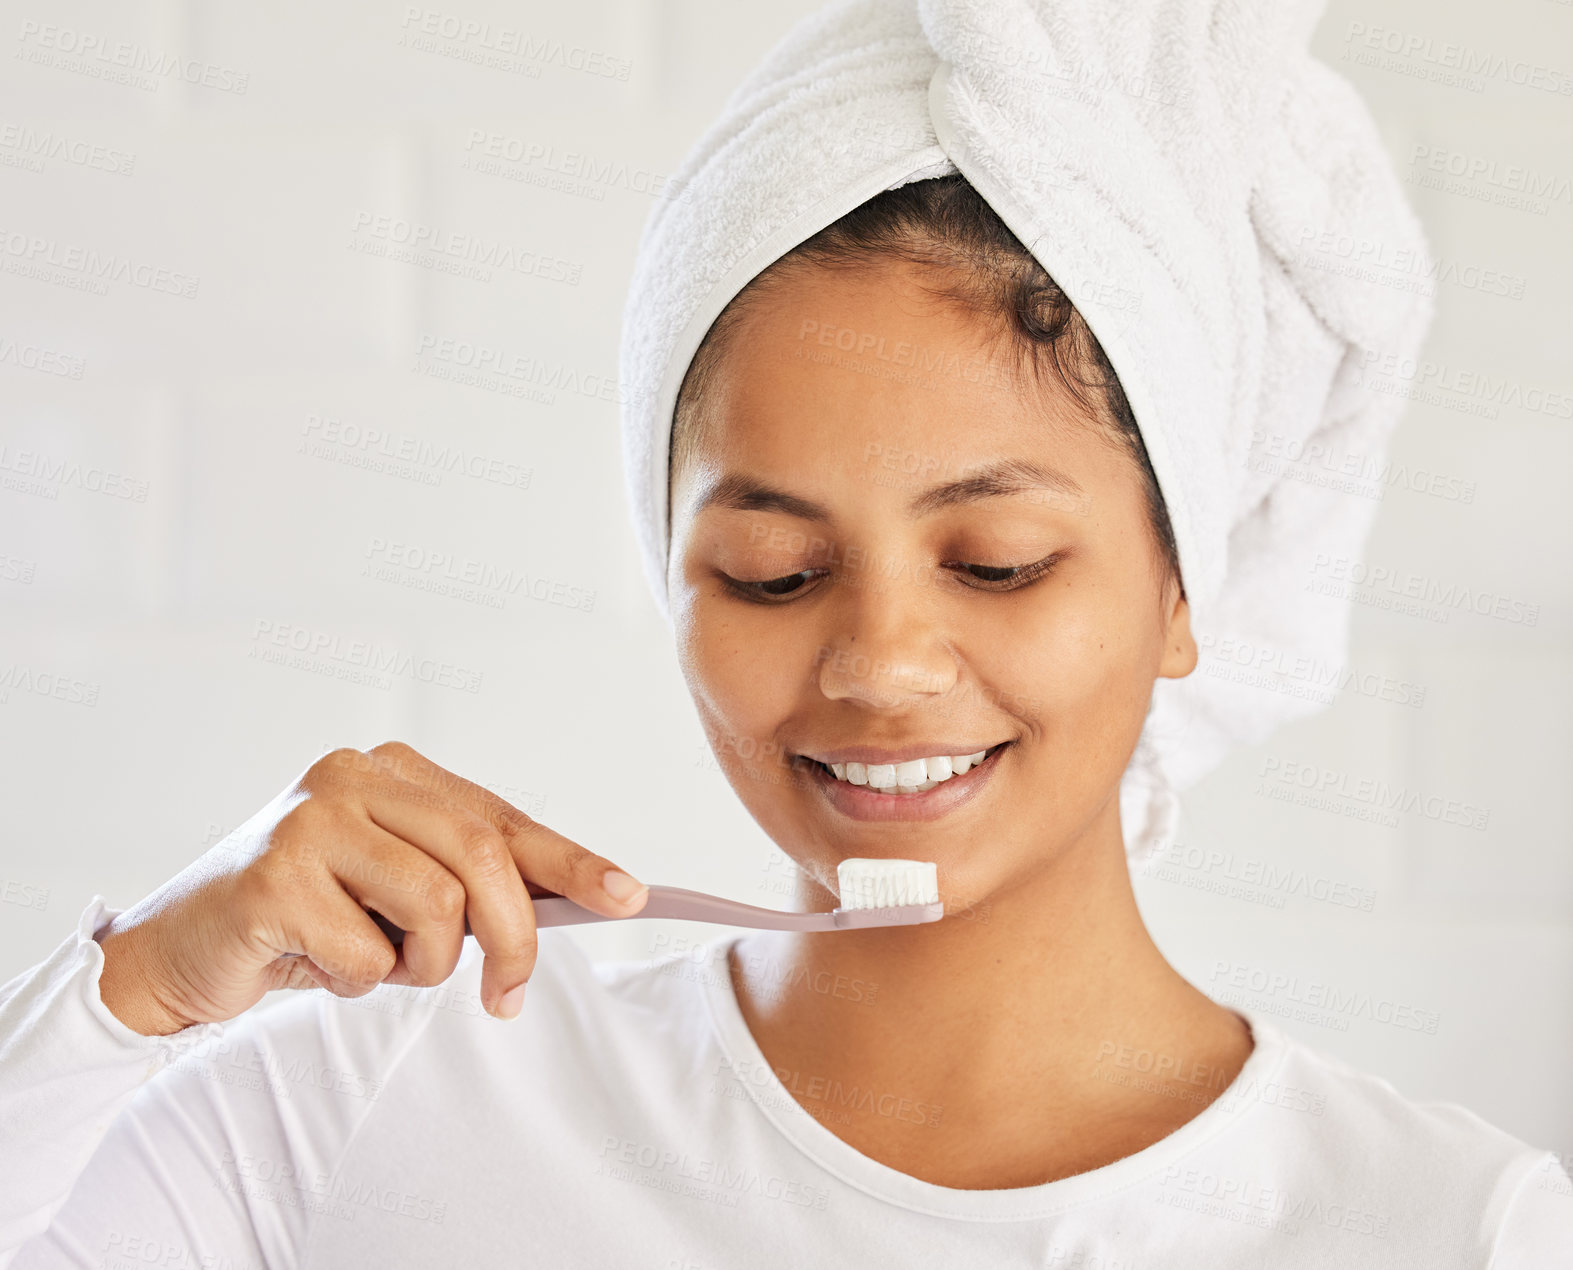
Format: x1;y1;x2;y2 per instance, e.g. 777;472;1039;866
667;257;1196;911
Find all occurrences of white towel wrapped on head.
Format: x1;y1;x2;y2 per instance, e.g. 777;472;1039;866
618;0;1435;867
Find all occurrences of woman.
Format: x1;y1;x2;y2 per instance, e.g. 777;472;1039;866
2;2;1567;1266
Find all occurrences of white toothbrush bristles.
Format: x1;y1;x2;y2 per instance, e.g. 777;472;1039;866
836;858;940;909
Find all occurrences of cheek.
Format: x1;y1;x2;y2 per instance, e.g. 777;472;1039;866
974;582;1159;739
677;599;829;839
678;594;798;749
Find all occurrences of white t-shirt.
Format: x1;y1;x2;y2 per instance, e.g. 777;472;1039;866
1;896;1568;1269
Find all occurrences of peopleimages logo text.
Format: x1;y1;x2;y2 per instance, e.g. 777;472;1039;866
1258;757;1490;831
1308;554;1539;627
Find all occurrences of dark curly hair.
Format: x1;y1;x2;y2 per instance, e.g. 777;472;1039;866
669;173;1182;592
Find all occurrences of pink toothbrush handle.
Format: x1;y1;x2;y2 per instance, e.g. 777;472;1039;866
368;885;942;944
532;885;838;931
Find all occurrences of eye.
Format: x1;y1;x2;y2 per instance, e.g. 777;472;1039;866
720;553;1063;602
721;568;827;603
948;553;1062;590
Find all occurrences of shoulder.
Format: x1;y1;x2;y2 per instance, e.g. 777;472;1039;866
1250;1016;1542;1165
1224;1009;1567;1255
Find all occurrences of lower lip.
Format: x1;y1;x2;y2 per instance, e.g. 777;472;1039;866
804;744;1010;822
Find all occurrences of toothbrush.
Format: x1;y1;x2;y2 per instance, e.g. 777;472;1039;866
369;857;942;944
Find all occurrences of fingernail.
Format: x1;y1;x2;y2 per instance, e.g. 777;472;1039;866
602;869;647;905
496;983;526;1019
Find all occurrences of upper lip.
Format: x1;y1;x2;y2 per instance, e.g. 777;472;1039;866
802;741;1010;766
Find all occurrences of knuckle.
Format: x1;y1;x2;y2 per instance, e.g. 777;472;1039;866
420;763;466;801
302;748;374;796
455;817;512;876
273;799;323;843
560;839;600;883
419;871;468;923
317;746;367;778
343;741;419;785
368;741;423;779
489;799;537;838
266;808;337;875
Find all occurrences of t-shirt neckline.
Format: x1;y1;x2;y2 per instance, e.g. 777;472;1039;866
697;933;1291;1221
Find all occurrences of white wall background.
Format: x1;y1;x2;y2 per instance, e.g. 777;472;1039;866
1;0;1567;1163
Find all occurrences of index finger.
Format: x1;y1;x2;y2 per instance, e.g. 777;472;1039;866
374;747;650;917
355;745;648;1008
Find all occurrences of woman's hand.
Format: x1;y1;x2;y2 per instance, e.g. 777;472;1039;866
94;742;649;1036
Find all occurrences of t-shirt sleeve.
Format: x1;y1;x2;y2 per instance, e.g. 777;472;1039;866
0;896;233;1267
1489;1152;1573;1269
0;896;434;1270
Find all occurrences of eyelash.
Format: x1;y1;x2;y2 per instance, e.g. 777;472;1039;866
721;553;1063;604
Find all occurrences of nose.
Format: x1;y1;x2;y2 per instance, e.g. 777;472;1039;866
814;564;959;708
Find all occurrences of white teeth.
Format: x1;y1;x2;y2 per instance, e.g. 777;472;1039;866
823;747;996;793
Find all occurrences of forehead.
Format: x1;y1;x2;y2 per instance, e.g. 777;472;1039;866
679;258;1115;491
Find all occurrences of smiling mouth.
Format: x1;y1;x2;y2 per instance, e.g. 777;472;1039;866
803;742;1011;795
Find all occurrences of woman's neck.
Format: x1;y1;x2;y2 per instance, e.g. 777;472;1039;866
726;826;1254;1188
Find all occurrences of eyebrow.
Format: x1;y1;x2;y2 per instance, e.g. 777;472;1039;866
690;457;1085;522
